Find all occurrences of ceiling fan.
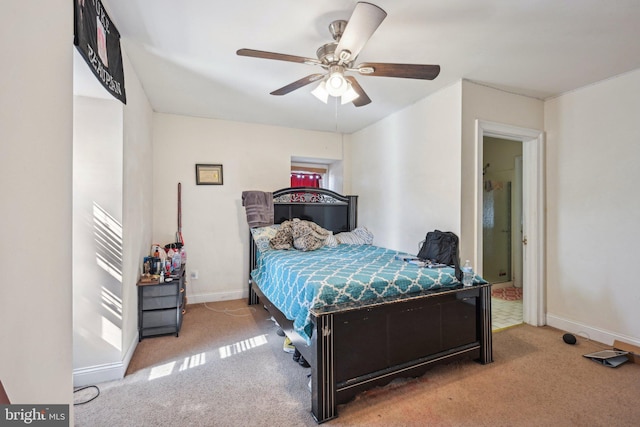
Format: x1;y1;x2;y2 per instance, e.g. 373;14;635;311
236;2;440;107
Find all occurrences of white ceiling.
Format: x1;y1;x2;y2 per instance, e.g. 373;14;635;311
98;0;640;134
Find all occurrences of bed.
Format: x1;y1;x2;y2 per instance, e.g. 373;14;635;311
247;187;492;423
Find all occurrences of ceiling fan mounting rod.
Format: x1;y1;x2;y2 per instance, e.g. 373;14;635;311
329;20;347;41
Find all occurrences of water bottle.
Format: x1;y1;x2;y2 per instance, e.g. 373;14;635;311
180;247;187;265
172;251;181;271
462;260;474;287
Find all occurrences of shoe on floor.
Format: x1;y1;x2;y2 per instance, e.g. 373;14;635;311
293;349;301;362
298;355;310;368
276;327;285;337
283;337;295;353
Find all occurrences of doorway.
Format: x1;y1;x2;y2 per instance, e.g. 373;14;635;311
475;120;546;328
483;137;523;329
482;137;523;286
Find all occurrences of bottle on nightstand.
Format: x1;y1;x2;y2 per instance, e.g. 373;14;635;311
180;247;187;265
462;260;473;287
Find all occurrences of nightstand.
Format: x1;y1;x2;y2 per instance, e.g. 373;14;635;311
137;266;186;341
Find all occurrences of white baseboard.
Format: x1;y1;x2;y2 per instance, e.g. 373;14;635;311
546;313;640;347
73;362;124;388
73;333;138;387
187;289;247;304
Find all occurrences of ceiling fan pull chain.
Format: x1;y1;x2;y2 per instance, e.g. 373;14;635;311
334;96;339;133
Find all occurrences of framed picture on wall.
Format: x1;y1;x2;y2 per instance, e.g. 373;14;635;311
196;164;223;185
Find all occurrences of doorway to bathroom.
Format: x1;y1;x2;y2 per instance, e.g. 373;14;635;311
475;120;546;330
483;136;523;330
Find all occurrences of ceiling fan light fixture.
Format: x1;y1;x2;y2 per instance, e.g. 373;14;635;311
326;66;348;96
311;80;329;103
341;83;360;105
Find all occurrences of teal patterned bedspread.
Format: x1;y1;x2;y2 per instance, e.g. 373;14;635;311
251;244;465;344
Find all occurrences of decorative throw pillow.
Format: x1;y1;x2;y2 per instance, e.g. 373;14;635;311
335;226;374;245
250;224;280;252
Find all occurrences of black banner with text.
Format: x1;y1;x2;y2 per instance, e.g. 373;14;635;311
74;0;127;103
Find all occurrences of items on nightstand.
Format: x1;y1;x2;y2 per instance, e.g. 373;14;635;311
151;243;167;262
172;251;181;270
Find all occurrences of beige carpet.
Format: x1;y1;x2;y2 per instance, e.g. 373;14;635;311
74;300;639;426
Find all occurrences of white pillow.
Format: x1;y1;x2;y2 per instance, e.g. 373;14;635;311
324;233;338;247
335;226;374;245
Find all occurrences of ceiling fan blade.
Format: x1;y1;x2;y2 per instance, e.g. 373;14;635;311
335;2;387;62
237;48;320;65
345;76;371;107
357;63;441;80
270;74;325;96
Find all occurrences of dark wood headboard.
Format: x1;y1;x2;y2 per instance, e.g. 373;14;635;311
272;187;358;233
247;187;358;304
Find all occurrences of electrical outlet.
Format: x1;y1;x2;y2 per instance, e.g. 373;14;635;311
190;270;199;280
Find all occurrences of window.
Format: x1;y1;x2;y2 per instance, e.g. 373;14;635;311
290;172;322;188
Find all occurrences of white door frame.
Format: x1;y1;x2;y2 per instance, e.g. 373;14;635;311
475;120;546;326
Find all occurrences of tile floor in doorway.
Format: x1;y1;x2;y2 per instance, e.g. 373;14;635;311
491;297;523;330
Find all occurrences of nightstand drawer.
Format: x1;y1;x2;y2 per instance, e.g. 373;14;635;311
142;295;179;310
142;282;179;297
142;309;179;328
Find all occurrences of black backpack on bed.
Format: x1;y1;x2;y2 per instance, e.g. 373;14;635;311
417;230;463;282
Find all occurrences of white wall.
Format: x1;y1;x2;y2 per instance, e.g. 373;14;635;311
460;80;544;262
72;48;154;386
152;114;343;303
121;49;155;369
73;95;123;370
0;0;73;407
544;69;640;345
348;82;463;254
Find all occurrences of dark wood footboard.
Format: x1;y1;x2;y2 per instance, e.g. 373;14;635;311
251;280;492;423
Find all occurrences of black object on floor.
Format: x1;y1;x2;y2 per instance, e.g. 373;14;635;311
298;356;310;368
562;333;577;345
292;349;310;367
